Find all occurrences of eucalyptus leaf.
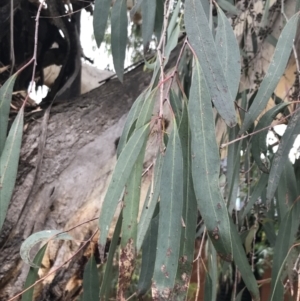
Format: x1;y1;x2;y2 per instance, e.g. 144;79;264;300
0;107;24;231
0;74;17;155
98;123;150;252
188;59;232;259
111;0;128;82
93;0;111;47
152;122;183;299
240;13;299;134
82;255;100;301
185;0;237;127
141;0;156;49
20;230;73;268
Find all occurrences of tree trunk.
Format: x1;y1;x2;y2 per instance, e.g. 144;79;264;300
0;63;154;300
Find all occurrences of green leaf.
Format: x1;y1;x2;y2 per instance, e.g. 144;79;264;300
20;230;73;268
227;126;241;211
167;0;181;40
111;0;128;82
269;202;300;301
217;0;240;15
215;5;241;99
137;152;163;252
21;244;47;301
204;273;213;301
99;214;122;299
93;0;111;47
138;213;159;297
251;102;289;173
173;98;197;299
0;106;24;231
188;60;232;260
276;161;298;221
239;13;299;134
185;0;237;127
98;124;150;251
141;0;156;48
82;254;100;301
165;23;181;59
207;239;218;301
154;0;164;42
118;143;146;297
267;107;300;201
242;173;268;218
230;219;260;301
152;122;184;299
117;90;147;157
0;74;17;155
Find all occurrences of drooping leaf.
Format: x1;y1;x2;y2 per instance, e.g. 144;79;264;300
242;173;268;218
82;254;100;301
230;219;260;301
269;201;300;301
0;74;17;155
215;5;241;100
188;60;232;260
276;161;298;221
0;106;24;231
207;238;218;301
118;143;146;298
98;123;150;253
185;0;237;127
173;98;197;299
93;0;111;47
152;122;183;300
137;152;163;252
21;244;47;301
251;102;289;173
99;214;122;300
267;107;300;201
239;13;299;134
141;0;156;49
154;0;164;42
111;0;128;82
167;0;181;40
20;230;73;268
165;23;181;59
204;273;213;301
227;126;241;212
116;91;146;157
138;213;159;297
217;0;240;15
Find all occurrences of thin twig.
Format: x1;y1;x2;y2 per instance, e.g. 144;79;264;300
195;229;206;301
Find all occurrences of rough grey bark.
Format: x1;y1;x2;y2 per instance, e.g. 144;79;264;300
0;63;153;300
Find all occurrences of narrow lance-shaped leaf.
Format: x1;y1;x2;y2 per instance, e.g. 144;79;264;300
93;0;111;47
154;0;164;41
185;0;237;127
141;0;156;49
99;214;122;300
98;124;150;254
251;102;289;173
118;143;146;299
267;106;300;202
82;255;100;301
0;74;17;155
239;13;299;134
188;59;232;260
215;5;241;99
20;230;73;268
230;219;260;301
167;0;181;40
0;106;24;231
117;90;147;157
137;151;164;251
152;122;184;300
173;97;197;299
21;244;47;301
138;213;159;297
111;0;128;82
